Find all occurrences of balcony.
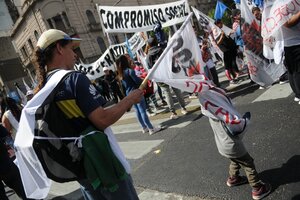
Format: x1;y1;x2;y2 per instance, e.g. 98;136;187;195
65;26;77;36
87;23;101;32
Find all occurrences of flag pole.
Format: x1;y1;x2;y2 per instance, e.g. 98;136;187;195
139;12;194;89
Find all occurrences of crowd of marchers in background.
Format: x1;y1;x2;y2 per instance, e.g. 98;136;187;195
0;3;299;200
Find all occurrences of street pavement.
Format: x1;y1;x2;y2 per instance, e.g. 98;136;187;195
7;69;300;200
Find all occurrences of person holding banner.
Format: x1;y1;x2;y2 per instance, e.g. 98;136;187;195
15;29;143;200
252;7;261;23
116;54;161;135
214;19;241;84
280;11;300;103
201;40;221;87
202;92;271;200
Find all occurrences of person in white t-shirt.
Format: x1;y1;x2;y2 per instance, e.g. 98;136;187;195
1;97;21;140
281;11;300;103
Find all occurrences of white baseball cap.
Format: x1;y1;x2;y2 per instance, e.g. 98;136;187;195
103;66;109;71
37;29;81;51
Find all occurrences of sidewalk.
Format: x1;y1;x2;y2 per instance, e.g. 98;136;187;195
34;181;208;200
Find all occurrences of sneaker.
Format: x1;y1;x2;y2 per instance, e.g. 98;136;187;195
170;113;179;119
252;182;271;200
259;86;265;90
181;108;188;115
230;79;241;85
189;95;198;99
226;175;248;187
149;127;162;135
279;80;289;85
294;97;300;102
150;112;157;117
243;112;251;121
142;127;149;134
161;100;167;106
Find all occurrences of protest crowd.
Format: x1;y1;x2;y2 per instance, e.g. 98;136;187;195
1;0;299;200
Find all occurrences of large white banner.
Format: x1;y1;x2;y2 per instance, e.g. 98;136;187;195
241;0;286;87
261;0;300;39
75;32;147;79
97;0;190;33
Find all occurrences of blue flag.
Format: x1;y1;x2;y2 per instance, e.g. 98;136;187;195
125;36;134;59
214;1;228;20
253;0;263;8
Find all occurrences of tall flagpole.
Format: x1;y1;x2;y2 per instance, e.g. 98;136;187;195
139;12;194;89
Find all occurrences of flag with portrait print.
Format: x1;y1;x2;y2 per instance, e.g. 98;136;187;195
240;0;286;87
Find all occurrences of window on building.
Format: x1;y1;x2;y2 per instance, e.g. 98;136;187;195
62;12;71;27
53;15;66;32
28;39;34;50
20;46;28;60
86;10;97;25
112;34;120;44
47;19;54;29
34;31;39;40
97;37;107;53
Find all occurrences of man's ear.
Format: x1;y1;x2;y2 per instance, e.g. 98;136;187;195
55;43;64;55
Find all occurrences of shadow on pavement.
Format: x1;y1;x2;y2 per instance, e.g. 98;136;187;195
259;155;300;192
159;108;202;128
50;189;83;200
227;82;259;99
291;194;300;200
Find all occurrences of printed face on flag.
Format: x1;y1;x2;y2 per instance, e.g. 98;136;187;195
149;22;214;94
240;0;286;87
152;23;206;80
191;7;222;40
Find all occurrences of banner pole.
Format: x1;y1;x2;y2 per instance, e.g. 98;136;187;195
139;12;194;89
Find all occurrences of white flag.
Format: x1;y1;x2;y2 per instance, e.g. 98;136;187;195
23;78;32;92
148;22;210;93
16;86;27;106
261;0;300;39
240;0;286;87
148;18;248;134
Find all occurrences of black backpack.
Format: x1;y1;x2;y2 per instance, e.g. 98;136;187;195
33;72;85;182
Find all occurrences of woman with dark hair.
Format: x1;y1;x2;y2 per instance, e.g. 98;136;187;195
116;54;161;135
15;29;143;200
1;97;21;139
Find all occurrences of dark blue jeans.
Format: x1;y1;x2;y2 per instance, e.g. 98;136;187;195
79;175;139;200
0;162;33;200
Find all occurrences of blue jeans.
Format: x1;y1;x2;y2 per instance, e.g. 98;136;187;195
79;176;139;200
133;97;153;129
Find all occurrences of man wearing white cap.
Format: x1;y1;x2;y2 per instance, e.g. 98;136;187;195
14;29;143;200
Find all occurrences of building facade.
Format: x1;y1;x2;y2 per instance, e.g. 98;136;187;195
0;0;27;93
9;0;216;83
